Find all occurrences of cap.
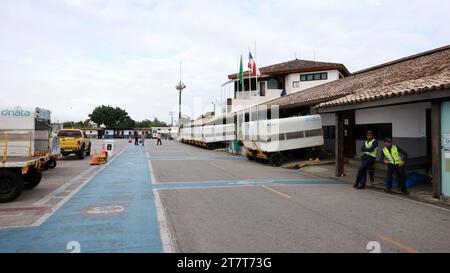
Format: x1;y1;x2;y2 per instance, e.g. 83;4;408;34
383;137;393;143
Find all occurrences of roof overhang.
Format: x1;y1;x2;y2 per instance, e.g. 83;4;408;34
317;88;450;113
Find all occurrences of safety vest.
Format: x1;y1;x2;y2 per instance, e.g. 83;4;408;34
383;145;402;165
364;139;378;158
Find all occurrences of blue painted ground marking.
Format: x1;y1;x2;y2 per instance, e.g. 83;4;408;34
148;156;246;161
0;145;162;253
153;179;339;190
0;145;339;253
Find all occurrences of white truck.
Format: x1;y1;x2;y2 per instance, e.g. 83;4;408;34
242;115;325;166
0;106;58;203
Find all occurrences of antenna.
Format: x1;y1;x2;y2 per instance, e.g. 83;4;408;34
313;39;316;61
179;58;182;82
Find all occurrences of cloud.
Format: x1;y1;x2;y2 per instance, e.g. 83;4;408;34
0;0;449;123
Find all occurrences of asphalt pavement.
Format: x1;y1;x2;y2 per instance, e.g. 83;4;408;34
1;138;449;253
152;140;450;253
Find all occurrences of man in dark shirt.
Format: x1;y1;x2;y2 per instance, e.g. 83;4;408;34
354;131;378;190
379;138;409;195
134;131;139;146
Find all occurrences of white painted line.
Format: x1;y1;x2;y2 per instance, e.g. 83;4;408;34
34;172;87;207
153;189;174;253
0;212;25;217
30;145;129;227
207;161;227;171
148;159;157;184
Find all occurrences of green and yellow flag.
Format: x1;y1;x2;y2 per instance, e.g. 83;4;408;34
239;54;244;84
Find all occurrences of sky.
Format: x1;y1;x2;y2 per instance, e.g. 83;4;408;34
1;0;449;124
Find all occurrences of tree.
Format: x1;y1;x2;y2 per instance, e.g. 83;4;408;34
63;119;93;128
136;119;152;128
89;105;134;128
178;115;192;126
152;117;168;127
135;118;168;128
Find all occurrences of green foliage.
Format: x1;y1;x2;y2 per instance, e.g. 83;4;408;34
88;105;132;128
64;105;169;129
135;118;168;128
63;119;93;128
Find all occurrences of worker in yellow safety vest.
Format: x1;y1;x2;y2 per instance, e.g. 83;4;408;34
354;131;379;190
379;138;409;195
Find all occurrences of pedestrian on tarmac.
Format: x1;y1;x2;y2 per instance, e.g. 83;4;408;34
380;138;409;195
134;131;139;146
156;130;162;146
141;132;145;146
354;131;378;190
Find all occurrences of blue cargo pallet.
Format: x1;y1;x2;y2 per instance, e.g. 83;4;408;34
384;171;430;188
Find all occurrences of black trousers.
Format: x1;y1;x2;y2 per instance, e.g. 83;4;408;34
134;137;139;146
354;156;376;188
157;139;162;146
386;164;407;192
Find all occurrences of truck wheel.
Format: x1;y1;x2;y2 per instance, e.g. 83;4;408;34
86;143;91;156
47;158;57;169
77;145;85;160
24;168;42;190
269;152;284;167
0;170;24;203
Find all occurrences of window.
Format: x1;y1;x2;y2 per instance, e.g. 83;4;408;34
323;126;335;139
300;72;329;82
260;81;266;96
305;129;323;138
292;81;300;88
355;123;392;140
57;130;82;138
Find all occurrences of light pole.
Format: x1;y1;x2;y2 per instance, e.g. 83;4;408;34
169;111;175;127
176;81;186;124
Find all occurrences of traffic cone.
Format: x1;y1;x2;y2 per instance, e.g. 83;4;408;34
90;150;100;165
101;146;108;162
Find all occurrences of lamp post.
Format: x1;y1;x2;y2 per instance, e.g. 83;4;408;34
176;81;186;125
169;111;175;127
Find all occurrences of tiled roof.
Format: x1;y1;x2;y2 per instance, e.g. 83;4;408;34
265;45;450;110
228;59;350;79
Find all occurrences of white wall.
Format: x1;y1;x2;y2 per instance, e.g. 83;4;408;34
321;113;336;126
355;102;430;138
285;69;340;95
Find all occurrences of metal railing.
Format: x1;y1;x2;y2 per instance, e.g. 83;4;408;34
0;131;33;162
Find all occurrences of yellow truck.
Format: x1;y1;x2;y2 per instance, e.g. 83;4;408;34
57;129;91;160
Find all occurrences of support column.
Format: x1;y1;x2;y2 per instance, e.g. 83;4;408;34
335;112;345;177
431;101;442;199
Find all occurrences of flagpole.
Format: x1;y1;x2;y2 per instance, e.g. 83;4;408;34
255;40;258;96
237;55;240;94
248;48;251;96
241;53;244;93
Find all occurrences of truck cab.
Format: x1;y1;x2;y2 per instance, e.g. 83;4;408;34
58;129;91;160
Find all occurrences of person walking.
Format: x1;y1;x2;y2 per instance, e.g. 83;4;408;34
156;130;162;146
354;131;378;190
380;138;409;195
133;131;139;146
141;132;145;146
